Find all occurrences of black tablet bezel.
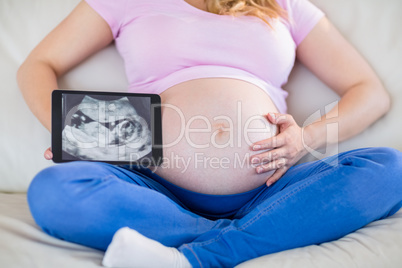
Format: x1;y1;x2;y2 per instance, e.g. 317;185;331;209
51;89;163;166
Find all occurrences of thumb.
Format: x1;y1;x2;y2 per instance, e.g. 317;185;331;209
268;113;294;129
267;113;278;124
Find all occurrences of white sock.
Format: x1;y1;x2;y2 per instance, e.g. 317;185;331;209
102;227;192;268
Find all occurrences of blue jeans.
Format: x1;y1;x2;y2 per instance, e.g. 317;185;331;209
27;147;402;268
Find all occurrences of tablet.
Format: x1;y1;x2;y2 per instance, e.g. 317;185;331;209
51;90;163;166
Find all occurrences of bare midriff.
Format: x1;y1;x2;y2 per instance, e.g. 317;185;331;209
152;78;279;195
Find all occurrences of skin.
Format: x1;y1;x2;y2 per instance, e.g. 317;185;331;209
251;16;390;186
17;0;390;185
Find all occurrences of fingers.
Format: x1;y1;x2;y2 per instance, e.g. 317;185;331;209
267;113;295;129
252;113;296;151
252;135;286;150
44;147;53;160
266;167;288;187
250;148;286;165
251;113;300;183
267;112;277;124
255;158;287;174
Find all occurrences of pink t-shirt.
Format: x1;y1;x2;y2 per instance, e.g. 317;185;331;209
85;0;324;113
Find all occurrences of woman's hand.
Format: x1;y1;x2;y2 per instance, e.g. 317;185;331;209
44;147;53;160
250;113;308;187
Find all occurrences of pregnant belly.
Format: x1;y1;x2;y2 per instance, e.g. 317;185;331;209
153;78;279;195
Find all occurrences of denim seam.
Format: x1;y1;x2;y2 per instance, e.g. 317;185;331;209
183;245;204;268
183;167;335;252
233;161;333;219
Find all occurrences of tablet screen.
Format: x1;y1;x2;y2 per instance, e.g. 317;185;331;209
52;90;162;166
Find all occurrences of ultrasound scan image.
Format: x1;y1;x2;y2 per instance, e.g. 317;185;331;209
61;94;152;162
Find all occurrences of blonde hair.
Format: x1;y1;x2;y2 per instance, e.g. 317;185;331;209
205;0;287;27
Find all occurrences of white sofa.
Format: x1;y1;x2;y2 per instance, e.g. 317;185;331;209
1;0;401;267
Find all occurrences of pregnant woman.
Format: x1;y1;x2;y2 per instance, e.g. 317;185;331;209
18;0;402;267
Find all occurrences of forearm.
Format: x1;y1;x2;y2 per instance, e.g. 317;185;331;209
17;59;58;132
303;81;390;151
